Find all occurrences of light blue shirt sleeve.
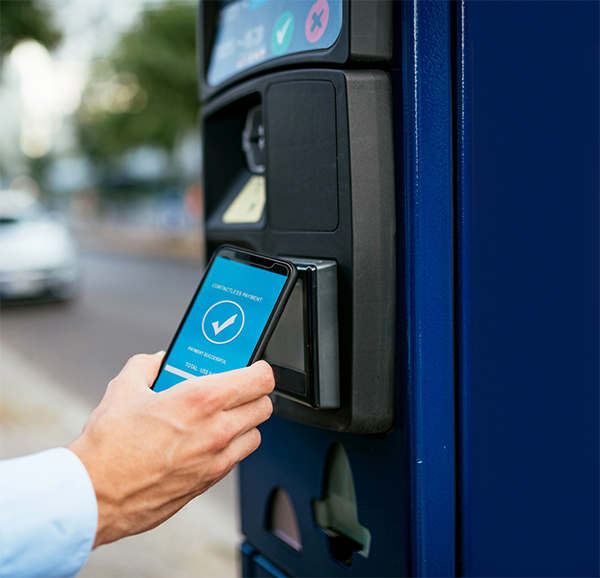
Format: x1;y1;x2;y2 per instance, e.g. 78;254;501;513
0;448;98;578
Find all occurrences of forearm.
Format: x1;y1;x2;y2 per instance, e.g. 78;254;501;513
0;448;97;578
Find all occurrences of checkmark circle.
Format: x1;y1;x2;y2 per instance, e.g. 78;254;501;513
202;300;245;344
271;11;294;56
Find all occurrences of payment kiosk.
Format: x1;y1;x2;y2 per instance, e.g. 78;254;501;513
201;0;395;433
198;1;599;576
200;1;406;575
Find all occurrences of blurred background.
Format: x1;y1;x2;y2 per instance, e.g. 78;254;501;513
0;1;238;576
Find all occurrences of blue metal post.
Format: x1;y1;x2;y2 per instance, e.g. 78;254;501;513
400;1;456;575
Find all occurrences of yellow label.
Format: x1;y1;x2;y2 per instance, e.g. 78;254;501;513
222;175;266;224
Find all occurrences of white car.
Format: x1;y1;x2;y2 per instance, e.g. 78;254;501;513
0;190;80;301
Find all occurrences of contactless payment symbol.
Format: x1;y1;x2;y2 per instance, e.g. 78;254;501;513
305;0;329;43
271;11;294;56
202;301;245;344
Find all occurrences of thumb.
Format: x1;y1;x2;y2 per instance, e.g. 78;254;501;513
115;351;166;391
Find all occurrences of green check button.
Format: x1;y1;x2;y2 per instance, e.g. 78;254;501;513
271;11;294;56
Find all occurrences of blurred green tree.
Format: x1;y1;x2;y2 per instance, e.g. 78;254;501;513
0;0;62;58
77;1;198;162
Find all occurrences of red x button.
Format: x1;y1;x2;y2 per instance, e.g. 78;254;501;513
305;0;329;43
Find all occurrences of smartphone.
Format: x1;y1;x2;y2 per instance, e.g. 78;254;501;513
152;246;297;392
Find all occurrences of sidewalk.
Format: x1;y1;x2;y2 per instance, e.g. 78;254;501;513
0;342;239;578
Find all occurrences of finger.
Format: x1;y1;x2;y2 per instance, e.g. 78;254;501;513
185;361;274;411
218;395;273;443
115;351;166;390
223;427;262;466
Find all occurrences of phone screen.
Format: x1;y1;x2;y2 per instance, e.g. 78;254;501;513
153;254;289;392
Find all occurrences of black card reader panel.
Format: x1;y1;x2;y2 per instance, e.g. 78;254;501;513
203;69;395;433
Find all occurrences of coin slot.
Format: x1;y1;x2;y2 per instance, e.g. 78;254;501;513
242;105;265;174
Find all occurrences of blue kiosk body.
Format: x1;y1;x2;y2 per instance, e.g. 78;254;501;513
199;1;599;575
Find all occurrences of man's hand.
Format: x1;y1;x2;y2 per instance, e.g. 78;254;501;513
68;353;274;548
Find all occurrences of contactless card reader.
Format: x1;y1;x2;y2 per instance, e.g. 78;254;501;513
264;258;339;409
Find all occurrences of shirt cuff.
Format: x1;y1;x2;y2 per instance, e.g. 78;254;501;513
0;447;98;578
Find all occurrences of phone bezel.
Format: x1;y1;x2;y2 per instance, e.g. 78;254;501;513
151;245;297;390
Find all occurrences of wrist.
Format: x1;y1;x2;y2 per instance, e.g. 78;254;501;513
68;438;120;548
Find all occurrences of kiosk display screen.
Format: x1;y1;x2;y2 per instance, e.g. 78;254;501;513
207;0;343;87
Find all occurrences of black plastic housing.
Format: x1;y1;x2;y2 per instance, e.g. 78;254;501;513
202;69;396;433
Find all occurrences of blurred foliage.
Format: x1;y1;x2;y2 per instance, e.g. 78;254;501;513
0;0;62;58
77;1;198;162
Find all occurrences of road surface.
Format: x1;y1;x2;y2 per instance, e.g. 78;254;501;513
1;251;204;405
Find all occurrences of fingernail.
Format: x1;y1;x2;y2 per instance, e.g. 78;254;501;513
155;350;166;355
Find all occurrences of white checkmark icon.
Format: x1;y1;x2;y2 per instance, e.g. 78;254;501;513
212;314;238;336
276;17;292;45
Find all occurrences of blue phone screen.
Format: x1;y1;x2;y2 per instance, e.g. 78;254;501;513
153;256;287;392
